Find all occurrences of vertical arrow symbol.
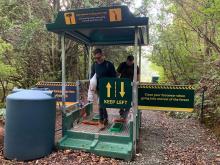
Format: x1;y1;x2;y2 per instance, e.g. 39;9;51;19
106;82;111;97
120;82;125;97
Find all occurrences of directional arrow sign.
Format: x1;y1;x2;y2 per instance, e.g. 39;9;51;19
106;82;111;98
119;82;125;97
99;78;132;108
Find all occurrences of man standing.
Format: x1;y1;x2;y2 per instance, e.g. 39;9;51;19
117;55;140;119
91;48;116;129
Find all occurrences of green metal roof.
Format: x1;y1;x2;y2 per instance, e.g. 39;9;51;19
46;6;149;46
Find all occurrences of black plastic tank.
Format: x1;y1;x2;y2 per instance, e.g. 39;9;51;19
4;90;56;160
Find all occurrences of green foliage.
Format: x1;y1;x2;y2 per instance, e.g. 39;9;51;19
0;38;12;54
0;38;16;78
0;63;16;78
0;0;134;102
138;0;220;124
18;18;43;50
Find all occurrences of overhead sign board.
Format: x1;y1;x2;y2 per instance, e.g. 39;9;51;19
138;84;194;112
36;82;77;106
99;78;132;108
64;8;122;25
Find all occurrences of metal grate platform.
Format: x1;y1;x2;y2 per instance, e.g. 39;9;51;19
71;109;131;137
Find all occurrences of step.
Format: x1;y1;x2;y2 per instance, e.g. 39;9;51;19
93;141;133;161
58;136;93;150
58;131;133;160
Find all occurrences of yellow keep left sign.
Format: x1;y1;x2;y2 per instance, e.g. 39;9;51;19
64;12;76;25
109;8;122;22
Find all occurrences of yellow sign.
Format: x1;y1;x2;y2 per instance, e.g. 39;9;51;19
109;8;122;22
64;12;76;25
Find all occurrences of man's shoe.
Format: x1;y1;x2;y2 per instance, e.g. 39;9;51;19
99;121;106;130
103;119;108;126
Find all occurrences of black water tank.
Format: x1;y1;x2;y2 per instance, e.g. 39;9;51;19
4;90;56;160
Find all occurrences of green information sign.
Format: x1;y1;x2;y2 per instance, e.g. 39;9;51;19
138;84;194;112
99;78;132;108
64;8;122;25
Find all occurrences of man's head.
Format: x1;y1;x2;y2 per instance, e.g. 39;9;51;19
126;55;134;66
93;48;104;63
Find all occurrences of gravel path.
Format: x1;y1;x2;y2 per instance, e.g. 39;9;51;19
1;111;220;164
122;111;220;165
121;111;168;165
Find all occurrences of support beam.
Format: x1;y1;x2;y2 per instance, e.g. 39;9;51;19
61;34;66;110
132;27;139;154
66;31;91;45
139;46;141;81
88;46;92;78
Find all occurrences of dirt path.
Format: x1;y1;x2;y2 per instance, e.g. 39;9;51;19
1;111;220;164
122;111;220;165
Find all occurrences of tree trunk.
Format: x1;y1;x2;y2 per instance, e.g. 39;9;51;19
0;80;6;103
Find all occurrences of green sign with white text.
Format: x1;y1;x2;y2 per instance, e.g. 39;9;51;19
99;78;132;108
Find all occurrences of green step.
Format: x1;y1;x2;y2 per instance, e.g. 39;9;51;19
93;141;132;160
58;131;133;160
59;136;93;150
92;114;100;121
109;122;124;132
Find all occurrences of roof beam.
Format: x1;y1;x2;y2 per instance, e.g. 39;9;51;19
65;31;91;45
